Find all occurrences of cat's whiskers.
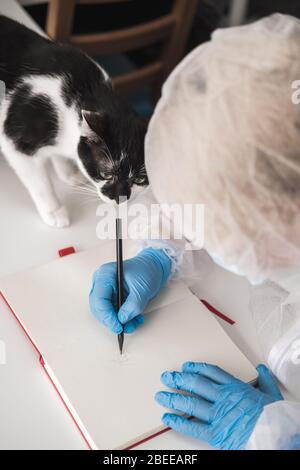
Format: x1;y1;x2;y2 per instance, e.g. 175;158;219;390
71;187;97;196
69;183;98;198
99;137;115;169
139;163;147;177
77;191;103;206
70;187;100;204
71;182;94;190
101;151;114;169
128;164;134;179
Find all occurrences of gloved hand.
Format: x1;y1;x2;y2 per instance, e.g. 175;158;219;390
155;362;283;450
89;248;171;334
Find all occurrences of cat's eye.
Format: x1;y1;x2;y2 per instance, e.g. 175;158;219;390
100;173;113;181
133;177;147;186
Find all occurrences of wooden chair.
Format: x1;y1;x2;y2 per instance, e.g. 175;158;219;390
46;0;198;96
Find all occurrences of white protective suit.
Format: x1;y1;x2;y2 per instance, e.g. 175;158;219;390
144;13;300;450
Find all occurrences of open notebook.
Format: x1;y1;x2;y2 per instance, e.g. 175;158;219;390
0;241;257;449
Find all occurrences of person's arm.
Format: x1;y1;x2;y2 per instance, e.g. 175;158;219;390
246;400;300;450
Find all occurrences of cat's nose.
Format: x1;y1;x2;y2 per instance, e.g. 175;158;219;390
101;182;131;203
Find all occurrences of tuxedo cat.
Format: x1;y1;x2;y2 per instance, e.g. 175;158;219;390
0;15;148;227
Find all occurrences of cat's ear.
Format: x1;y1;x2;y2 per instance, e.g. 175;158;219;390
81;110;106;138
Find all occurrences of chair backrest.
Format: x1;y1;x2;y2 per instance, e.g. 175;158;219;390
46;0;198;95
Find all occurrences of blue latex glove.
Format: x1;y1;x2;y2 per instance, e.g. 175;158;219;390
155;362;283;450
89;248;171;334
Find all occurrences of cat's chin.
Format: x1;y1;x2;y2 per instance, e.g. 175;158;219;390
98;194;128;206
98;193;116;205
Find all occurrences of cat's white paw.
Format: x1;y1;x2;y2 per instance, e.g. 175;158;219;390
40;206;70;228
63;170;87;187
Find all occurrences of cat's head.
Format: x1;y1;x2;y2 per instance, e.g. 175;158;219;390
77;108;148;204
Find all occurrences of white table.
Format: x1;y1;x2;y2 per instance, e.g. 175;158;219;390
0;0;261;450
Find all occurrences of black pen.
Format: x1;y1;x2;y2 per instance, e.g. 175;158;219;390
116;212;124;355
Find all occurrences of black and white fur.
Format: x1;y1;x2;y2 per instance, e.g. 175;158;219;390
0;15;148;227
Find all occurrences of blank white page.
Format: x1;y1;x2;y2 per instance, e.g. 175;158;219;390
0;241;257;449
